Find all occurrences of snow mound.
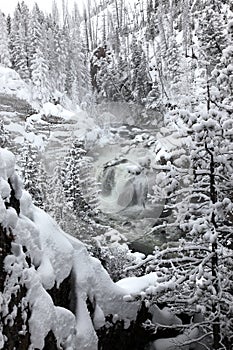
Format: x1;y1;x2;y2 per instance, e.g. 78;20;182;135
41;102;76;120
0;148;15;179
0;64;31;101
116;272;158;295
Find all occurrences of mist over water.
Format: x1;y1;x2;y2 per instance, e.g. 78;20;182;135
87;103;172;250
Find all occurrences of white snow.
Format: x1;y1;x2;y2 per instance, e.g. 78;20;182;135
32;207;74;288
53;306;76;348
0;148;15;179
2;207;18;229
93;304;105;329
41;102;76;121
0;178;11;200
116;272;158;295
0;64;31;101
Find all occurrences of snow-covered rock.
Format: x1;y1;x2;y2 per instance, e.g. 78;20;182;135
0;64;30;101
0;148;15;179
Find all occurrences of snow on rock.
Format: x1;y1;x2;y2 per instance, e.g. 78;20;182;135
0;148;16;179
0;178;11;200
0;64;30;100
27;277;55;350
73;244;140;320
70;231;136;339
93;304;106;329
2;243;27;318
2;207;18;229
116;272;158;295
41;102;76;121
14;214;42;267
20;191;35;220
18;192;140;349
0;196;7;224
32;207;74;288
99;228;127;244
0;148;18;226
53;306;76;348
37;254;55;290
126;164;142;174
75;291;98;350
10;172;23;200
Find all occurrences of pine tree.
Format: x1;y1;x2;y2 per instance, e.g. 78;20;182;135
196;0;226;71
49;24;67;94
0;121;10;149
28;3;44;77
19;141;47;208
9;3;30;79
31;47;51;103
165;34;181;98
181;0;192;57
61;140;90;218
146;0;158;41
60;139;99;240
66;21;92;105
212;21;233;107
130;38;151;103
0;11;11;67
133;51;151;103
45;163;77;233
96;53;121;101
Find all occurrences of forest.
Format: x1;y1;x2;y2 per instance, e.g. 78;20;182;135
0;0;233;349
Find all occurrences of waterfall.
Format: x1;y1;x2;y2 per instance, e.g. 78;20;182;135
117;173;148;209
101;167;116;196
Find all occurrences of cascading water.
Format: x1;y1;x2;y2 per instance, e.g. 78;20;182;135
90;139;169;251
100;158;150;216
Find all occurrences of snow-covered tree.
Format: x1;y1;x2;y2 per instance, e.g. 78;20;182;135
28;3;44;75
140;78;233;350
45;162;77;234
196;0;226;71
130;37;151;103
66;21;91;105
0;11;11;67
61;140;90;218
9;3;30;79
96;52;121;101
212;21;233;108
0;120;10;149
31;47;51;103
19;141;47;208
145;0;158;41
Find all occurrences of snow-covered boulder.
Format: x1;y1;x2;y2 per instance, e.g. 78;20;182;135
0;64;30;100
